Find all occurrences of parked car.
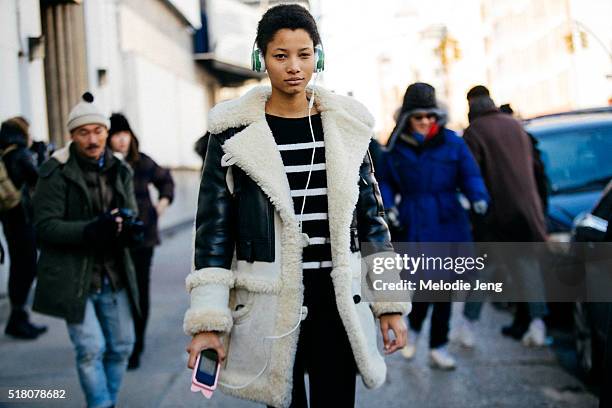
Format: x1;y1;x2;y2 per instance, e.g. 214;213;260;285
527;108;611;383
525;107;612;240
571;180;612;379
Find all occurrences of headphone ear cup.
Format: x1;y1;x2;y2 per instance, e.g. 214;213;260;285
251;48;266;72
314;45;325;73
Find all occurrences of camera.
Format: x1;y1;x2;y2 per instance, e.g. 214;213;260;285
116;208;145;247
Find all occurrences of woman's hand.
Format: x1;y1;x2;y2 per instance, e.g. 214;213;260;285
156;197;170;217
379;314;407;355
186;331;226;369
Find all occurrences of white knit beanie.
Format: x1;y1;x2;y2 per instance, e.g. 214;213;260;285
67;92;110;132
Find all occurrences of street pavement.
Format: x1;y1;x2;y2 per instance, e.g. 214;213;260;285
156;170;200;233
0;227;599;408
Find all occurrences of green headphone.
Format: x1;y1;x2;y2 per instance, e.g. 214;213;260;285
251;44;325;73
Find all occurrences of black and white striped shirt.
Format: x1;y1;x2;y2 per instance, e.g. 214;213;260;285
266;114;333;273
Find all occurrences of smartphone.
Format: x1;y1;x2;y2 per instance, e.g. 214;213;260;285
192;349;220;390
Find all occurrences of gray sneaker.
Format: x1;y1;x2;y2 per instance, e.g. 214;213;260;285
521;318;547;347
400;330;419;360
429;346;456;370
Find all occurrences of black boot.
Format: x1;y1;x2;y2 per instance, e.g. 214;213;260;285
128;351;140;370
501;303;529;340
4;309;47;340
501;322;528;339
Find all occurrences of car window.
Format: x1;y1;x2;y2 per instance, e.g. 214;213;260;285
535;125;612;194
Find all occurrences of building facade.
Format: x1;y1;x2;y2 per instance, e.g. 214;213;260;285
480;0;612;117
0;0;264;303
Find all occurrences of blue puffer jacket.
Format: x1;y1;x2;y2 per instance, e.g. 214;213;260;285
378;127;489;242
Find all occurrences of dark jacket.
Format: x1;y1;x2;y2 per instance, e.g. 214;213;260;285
194;133;209;166
131;152;174;247
527;132;549;212
32;144;140;324
0;126;38;218
463;96;547;241
0;135;38;191
0;126;38;268
378;127;489;242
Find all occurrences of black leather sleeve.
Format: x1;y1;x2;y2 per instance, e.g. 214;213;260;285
356;150;394;256
194;132;236;269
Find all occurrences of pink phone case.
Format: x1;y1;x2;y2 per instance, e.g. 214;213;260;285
190;352;220;399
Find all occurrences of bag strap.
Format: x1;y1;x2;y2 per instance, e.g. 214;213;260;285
0;144;18;157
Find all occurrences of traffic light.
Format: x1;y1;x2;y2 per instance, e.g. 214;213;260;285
564;33;574;53
579;31;588;48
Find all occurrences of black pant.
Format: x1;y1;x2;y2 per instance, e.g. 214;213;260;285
0;204;37;310
269;273;357;408
408;291;452;349
129;246;154;357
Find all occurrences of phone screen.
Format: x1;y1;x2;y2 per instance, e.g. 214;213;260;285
195;349;218;386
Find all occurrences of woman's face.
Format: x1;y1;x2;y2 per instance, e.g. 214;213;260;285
264;28;315;97
409;112;436;135
109;131;131;156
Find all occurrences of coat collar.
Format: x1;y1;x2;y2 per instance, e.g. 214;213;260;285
207;85;374;135
49;143;129;210
213;86;375;259
51;141;124;165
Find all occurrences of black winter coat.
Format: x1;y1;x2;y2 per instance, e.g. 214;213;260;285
130;153;174;247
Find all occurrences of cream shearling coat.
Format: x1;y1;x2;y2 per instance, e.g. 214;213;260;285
184;85;409;407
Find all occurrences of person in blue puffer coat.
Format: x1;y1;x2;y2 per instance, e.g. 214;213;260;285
378;82;489;370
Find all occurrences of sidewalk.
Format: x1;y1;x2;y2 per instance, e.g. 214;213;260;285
157;169;200;235
0;226;599;408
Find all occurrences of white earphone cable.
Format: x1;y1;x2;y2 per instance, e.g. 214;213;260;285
218;306;305;389
218;61;319;392
298;72;319;238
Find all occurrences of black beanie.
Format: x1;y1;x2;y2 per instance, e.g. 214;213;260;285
467;85;490;101
401;82;438;114
108;113;132;136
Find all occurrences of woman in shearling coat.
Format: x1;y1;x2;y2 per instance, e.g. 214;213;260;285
184;5;409;408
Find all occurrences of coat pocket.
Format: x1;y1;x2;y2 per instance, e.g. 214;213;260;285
236;238;274;263
33;265;73;317
229;287;254;325
222;288;280;385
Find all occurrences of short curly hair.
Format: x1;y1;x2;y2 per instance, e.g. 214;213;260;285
256;4;321;55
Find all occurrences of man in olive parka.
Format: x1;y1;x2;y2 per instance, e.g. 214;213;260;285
32;92;140;408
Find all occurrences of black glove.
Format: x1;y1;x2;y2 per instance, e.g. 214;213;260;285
385;206;406;240
117;218;145;248
83;211;120;246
